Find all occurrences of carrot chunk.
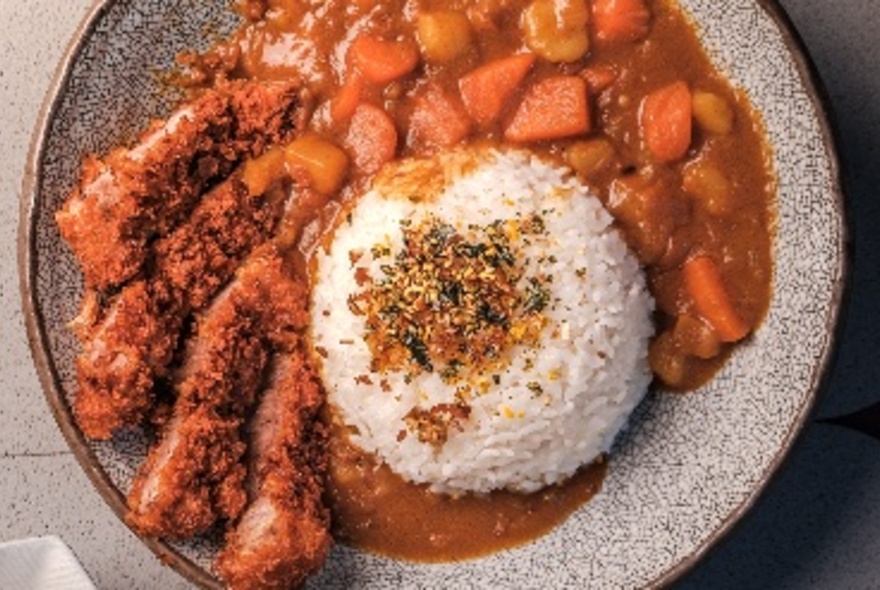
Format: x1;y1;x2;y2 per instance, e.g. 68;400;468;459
504;76;590;143
408;86;472;149
458;53;536;127
682;255;750;343
641;81;693;163
349;34;419;85
591;0;651;44
330;73;364;124
345;104;398;174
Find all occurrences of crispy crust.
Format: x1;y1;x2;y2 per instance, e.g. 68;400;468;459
56;80;302;291
126;245;310;538
215;352;330;590
73;172;290;440
58;70;331;590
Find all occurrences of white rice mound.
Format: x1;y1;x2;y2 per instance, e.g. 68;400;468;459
310;148;653;495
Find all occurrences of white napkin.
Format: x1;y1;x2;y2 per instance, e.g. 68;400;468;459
0;536;96;590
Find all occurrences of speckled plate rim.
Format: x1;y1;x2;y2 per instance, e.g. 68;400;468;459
647;4;851;586
17;1;849;589
18;1;222;587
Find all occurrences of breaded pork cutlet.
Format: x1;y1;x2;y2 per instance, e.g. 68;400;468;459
215;352;330;590
73;164;290;440
126;245;310;538
56;80;302;291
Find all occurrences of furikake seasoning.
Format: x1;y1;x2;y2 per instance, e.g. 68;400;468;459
347;213;553;383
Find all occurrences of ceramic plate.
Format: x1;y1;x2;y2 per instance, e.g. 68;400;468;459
20;0;847;588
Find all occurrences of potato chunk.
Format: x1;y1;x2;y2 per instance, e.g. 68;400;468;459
692;91;735;135
566;138;617;179
522;0;590;63
649;331;687;388
607;170;689;264
682;157;734;216
417;11;473;63
285;136;349;195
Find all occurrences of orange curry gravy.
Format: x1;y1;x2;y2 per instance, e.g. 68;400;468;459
186;0;774;562
327;419;606;561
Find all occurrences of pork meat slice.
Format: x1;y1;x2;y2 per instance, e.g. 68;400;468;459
215;352;330;590
56;80;302;291
126;245;309;538
73;169;289;440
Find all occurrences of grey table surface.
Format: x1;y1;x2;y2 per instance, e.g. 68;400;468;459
1;1;878;589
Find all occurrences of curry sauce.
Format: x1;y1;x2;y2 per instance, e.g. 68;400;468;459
187;0;773;392
327;419;606;562
184;0;775;562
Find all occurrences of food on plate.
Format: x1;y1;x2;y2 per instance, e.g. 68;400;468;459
56;80;303;291
180;0;772;390
126;244;309;538
215;352;329;589
312;149;652;495
56;0;775;587
71;159;292;440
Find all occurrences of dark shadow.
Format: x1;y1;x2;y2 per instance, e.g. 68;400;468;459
680;426;880;589
796;0;880;420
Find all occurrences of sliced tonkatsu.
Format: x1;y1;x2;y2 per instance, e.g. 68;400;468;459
73;161;290;440
56;80;303;291
126;246;309;538
215;352;330;590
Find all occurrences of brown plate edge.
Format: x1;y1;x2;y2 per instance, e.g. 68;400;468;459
649;0;852;588
17;0;223;588
16;1;851;589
